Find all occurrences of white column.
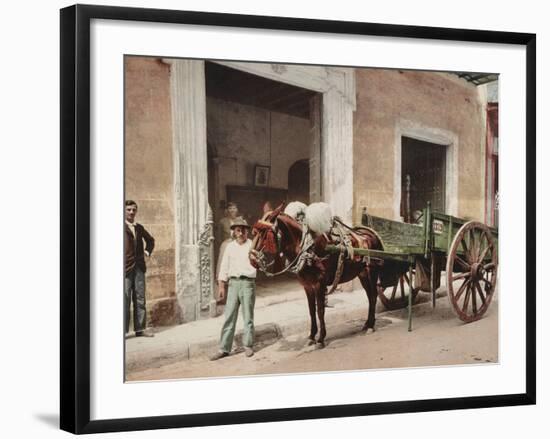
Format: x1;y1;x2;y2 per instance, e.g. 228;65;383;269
322;88;355;223
168;59;210;322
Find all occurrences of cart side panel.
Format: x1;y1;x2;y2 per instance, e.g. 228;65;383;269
368;216;425;253
431;212;499;255
431;212;466;252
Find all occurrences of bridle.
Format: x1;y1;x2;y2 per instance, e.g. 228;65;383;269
249;211;314;277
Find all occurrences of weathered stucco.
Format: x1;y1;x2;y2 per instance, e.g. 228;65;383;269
125;57;180;327
353;69;485;223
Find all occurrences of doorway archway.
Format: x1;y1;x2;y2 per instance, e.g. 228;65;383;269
167;59;356;321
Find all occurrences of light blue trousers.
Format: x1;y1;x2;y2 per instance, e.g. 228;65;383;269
219;278;256;353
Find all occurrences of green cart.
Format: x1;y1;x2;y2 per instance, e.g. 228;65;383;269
328;203;498;328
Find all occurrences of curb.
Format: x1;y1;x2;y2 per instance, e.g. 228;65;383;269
126;323;281;373
126;305;373;374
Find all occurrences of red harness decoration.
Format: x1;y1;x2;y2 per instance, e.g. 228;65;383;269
253;221;278;254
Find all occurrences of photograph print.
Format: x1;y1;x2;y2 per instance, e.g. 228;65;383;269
124;57;499;382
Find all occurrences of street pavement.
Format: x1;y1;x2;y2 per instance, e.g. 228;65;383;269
125;282;383;374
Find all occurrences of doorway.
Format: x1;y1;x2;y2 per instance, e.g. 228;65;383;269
168;59;356;321
205;62;321;298
401;136;447;221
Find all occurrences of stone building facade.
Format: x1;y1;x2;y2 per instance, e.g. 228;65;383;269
124;56;495;326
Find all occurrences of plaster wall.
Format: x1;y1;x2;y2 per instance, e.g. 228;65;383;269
353;69;486;223
125;57;180;327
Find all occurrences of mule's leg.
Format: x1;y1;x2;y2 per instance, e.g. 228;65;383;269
306;288;318;345
315;284;327;347
359;268;379;333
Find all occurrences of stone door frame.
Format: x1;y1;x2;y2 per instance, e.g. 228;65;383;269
168;59;356;321
393;119;459;220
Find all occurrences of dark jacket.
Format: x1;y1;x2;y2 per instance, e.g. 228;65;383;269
125;223;155;274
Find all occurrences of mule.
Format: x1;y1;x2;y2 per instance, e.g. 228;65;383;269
249;204;383;347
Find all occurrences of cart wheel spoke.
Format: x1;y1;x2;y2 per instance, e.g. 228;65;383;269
479;243;491;263
476;232;485;260
462;286;472;313
390;283;397;301
477;230;484;261
460;238;470;262
455;278;469;301
377;270;420;311
474;280;486;305
480;276;493;290
452;272;470;282
480;278;494;292
455;255;470;271
480;231;491;260
471;282;478;314
469;229;476;261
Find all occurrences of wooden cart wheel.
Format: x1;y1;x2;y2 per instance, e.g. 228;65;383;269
446;221;498;323
377;270;420;310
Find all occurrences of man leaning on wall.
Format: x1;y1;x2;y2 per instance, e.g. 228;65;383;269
124;200;155;338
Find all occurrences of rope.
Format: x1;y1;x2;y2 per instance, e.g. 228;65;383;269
262;248;305;277
325;218;380;296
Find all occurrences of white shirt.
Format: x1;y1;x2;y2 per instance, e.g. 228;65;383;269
218;239;257;282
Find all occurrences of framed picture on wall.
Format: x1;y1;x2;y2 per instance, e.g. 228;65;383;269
60;3;536;435
254;165;271;187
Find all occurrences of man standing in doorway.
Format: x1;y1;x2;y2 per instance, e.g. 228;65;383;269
210;218;257;360
125;200;155;337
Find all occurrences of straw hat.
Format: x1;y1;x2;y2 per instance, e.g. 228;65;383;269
229;218;251;230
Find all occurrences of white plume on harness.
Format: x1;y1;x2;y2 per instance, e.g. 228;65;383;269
301;202;365;296
305;202;333;235
292;201;349;296
284;201;307;222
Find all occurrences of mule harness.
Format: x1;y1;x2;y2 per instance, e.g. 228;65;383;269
253;216;375;297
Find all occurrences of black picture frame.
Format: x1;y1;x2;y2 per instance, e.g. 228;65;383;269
254;165;271;187
60;4;536;434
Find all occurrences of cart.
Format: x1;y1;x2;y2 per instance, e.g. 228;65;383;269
327;203;498;329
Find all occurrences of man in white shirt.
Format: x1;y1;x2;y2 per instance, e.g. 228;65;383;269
210;218;257;360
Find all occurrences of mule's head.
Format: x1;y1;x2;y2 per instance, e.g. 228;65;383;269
249;203;286;271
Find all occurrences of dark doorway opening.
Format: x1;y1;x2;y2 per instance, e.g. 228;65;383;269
401;136;447;221
205;62;322;300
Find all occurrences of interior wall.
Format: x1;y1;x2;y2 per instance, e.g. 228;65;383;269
206;97;311;227
124;57;179;327
353;69;486;223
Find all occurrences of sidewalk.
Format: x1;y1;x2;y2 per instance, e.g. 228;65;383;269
125;285;377;373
